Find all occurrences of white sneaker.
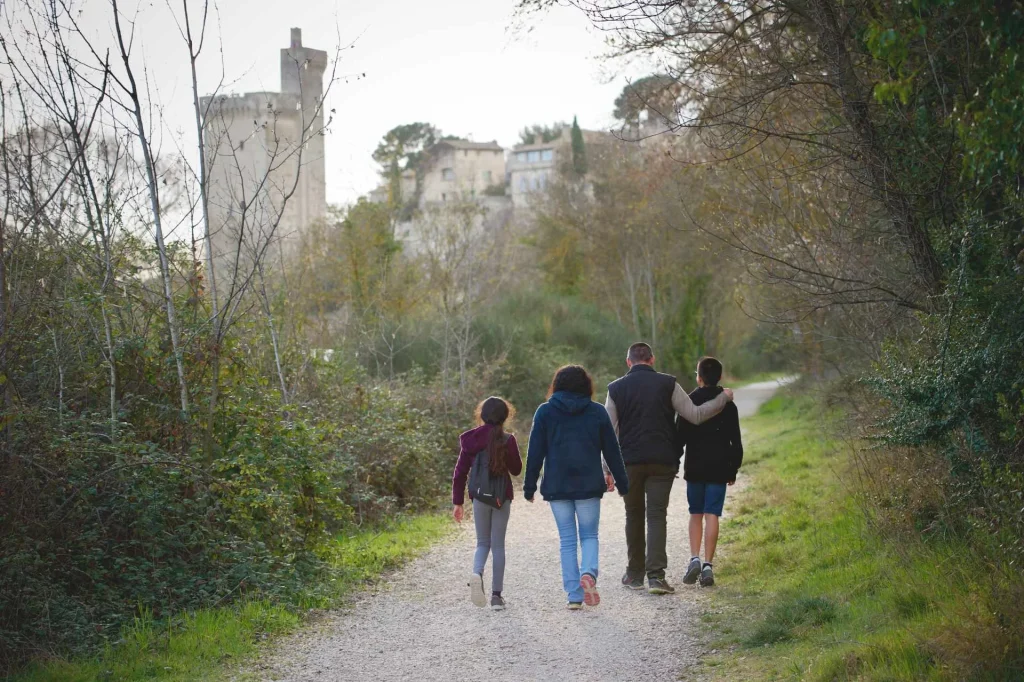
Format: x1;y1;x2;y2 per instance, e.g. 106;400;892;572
469;573;486;607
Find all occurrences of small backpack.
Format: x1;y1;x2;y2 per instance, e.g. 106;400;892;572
468;437;509;509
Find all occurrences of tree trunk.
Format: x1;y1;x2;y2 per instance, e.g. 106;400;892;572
112;0;190;417
807;0;944;297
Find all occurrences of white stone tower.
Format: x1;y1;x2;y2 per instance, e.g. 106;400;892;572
202;28;328;287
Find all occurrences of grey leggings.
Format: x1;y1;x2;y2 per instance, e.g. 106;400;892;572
473;499;511;593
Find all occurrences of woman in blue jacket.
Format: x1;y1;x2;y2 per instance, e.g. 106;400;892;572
524;365;629;609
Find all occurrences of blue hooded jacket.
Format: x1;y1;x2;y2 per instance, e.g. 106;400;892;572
523;391;629;501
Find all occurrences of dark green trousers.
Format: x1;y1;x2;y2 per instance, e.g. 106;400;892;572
624;463;677;580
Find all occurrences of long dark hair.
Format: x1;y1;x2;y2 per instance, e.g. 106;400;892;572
547;364;594;399
475;396;515;477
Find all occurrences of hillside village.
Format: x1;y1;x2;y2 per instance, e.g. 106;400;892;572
199;28;676;270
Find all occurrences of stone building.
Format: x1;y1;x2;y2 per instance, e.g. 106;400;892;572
419;139;505;204
507;125;612;209
201;28;327;282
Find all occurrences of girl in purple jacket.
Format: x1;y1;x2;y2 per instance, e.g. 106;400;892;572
452;396;522;611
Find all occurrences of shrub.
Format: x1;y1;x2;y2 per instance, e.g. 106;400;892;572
0;359;454;671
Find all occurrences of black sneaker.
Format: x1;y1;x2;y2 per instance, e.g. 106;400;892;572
566;601;583;611
699;564;715;587
682;557;702;585
621;573;645;590
647;577;676;595
490;594;506;611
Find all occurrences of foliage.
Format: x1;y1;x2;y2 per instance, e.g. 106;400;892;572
0;352;452;669
372;122;440;212
569;116;587;176
612;74;681;128
519;121;567;145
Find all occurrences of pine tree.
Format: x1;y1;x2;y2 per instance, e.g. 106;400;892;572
570;116;587;176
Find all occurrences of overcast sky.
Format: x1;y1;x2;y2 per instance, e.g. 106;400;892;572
76;0;651;206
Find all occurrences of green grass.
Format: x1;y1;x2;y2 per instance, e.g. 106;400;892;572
12;515;451;682
699;393;1018;681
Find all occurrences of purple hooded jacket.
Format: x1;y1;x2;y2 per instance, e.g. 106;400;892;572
452;424;522;506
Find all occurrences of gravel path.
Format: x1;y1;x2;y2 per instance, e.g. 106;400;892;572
248;379;791;682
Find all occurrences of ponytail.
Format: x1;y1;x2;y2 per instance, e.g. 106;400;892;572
474;396;516;478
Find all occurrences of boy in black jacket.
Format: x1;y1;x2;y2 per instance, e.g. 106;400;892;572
676;357;742;587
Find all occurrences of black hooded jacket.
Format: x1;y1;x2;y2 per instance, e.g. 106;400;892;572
678;386;743;484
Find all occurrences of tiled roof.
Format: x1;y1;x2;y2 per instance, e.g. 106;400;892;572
436;139;503;151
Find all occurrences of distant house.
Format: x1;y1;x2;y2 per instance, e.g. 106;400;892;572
507;140;556;207
507;125;611;208
419;139;506;204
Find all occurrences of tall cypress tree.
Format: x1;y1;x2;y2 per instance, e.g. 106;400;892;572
570;116;587;176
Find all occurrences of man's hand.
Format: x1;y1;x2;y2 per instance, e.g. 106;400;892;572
723;388;734;401
728;480;736;486
452;504;464;522
525;496;535;503
605;473;615;492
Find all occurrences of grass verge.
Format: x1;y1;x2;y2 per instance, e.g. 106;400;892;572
698;392;1020;681
11;515;451;682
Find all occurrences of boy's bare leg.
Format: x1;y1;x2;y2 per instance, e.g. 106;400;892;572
704;514;720;563
688;514;704;558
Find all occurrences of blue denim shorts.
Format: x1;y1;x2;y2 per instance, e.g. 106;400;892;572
686;481;728;516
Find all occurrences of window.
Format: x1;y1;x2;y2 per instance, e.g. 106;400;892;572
441;192;447;202
531;176;540;190
527;150;540;163
463;150;468;156
483;170;492;184
516;151;528;162
442;168;455;181
541;149;553;161
518;177;528;191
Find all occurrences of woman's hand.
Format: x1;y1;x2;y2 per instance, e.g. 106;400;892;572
723;388;734;401
452;504;464;522
605;473;615;492
525;496;535;503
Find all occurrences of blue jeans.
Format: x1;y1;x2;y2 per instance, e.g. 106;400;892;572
549;498;601;603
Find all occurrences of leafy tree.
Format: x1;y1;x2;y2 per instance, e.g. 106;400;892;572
612;74;682;129
519;121;567;145
570;116;587;176
372;123;439;210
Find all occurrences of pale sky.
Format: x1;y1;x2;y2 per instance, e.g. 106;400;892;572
75;0;652;206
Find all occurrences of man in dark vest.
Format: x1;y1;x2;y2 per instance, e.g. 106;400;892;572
605;342;733;594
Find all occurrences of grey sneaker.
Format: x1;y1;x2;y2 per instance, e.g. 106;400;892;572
682;557;702;585
490;594;506;611
699;564;715;587
469;573;486;607
647;577;676;595
621;573;645;590
566;601;583;610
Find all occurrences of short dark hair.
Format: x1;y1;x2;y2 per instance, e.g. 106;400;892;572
548;364;594;398
697;356;723;386
627;342;654;364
